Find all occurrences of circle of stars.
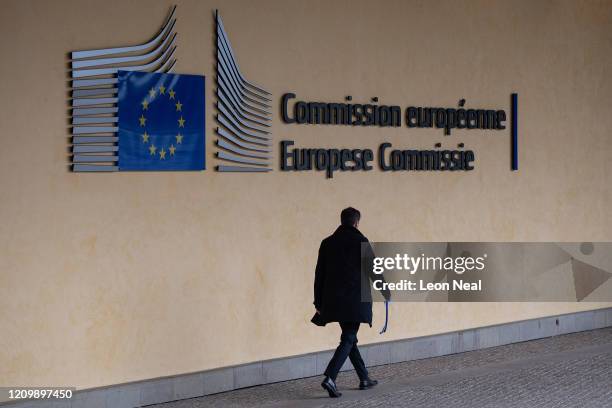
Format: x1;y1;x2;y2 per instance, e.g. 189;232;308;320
139;84;186;160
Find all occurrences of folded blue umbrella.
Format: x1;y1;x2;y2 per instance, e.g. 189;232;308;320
379;300;389;334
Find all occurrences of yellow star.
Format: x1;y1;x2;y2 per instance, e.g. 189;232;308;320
175;133;183;144
149;144;157;155
142;99;149;110
159;85;166;94
168;89;176;99
169;144;176;156
139;115;146;126
178;116;185;127
159;148;166;160
149;88;156;98
141;131;149;143
175;100;182;111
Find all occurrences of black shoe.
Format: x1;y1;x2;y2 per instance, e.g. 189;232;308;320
321;376;342;398
359;378;378;390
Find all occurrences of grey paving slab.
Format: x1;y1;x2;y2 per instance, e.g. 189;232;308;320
5;402;70;408
364;343;390;367
173;373;204;400
314;351;333;376
140;379;174;406
203;368;234;395
410;336;437;360
22;402;70;408
593;308;608;329
455;329;477;352
71;388;106;408
105;383;141;408
263;355;317;383
389;340;410;364
435;333;456;356
575;311;596;332
233;363;264;389
497;321;521;345
518;318;543;341
476;325;500;349
537;315;559;337
557;312;577;334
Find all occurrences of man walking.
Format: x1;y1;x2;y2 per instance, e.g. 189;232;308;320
313;207;388;398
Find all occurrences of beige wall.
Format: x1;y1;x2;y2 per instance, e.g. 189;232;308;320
0;0;611;393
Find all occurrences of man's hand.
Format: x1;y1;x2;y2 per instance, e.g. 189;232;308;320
381;288;391;302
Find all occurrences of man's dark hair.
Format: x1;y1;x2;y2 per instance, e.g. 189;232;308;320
341;207;361;226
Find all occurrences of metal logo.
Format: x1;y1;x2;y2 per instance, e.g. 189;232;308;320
214;11;273;172
69;6;178;172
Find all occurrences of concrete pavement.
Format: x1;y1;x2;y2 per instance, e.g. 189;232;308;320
149;328;612;408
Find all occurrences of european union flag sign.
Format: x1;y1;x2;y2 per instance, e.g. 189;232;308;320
118;71;205;171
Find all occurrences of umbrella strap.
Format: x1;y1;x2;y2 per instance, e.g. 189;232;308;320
379;300;389;334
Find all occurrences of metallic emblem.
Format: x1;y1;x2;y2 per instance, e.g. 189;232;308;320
69;6;178;172
215;11;272;172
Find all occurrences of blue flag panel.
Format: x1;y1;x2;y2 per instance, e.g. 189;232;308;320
118;71;205;171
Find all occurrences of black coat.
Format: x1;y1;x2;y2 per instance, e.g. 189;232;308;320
313;225;386;327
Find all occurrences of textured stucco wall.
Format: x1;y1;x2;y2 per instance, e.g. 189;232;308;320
0;0;610;393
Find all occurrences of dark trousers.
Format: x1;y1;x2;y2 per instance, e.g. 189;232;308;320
324;322;369;381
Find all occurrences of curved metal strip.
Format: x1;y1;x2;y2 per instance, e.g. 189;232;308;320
217;50;270;113
217;76;270;124
218;73;270;121
72;41;176;78
216;32;271;105
217;59;271;115
73;155;118;163
159;56;177;73
72;126;118;135
71;55;174;90
72;88;117;98
238;84;270;109
216;33;271;106
217;139;270;159
216;13;271;97
72;78;118;89
216;127;271;153
217;115;270;146
216;29;271;105
72;97;117;107
217;151;268;166
72;107;118;116
217;165;272;172
72;164;118;172
218;108;270;141
73;145;118;153
218;86;270;127
72;29;176;69
71;6;176;60
216;41;271;108
73;136;118;144
217;100;269;135
72;116;117;125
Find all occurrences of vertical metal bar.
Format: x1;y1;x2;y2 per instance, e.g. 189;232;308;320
511;93;518;171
